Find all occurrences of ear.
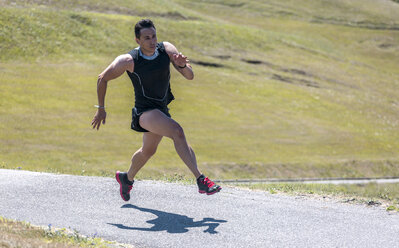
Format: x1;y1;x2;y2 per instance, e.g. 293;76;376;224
135;37;140;45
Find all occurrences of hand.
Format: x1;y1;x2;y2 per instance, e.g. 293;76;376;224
91;108;107;130
172;52;189;68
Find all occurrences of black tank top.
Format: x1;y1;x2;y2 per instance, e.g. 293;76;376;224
126;42;174;112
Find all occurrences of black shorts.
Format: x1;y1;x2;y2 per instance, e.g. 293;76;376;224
131;107;171;132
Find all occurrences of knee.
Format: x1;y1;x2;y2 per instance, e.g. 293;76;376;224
138;147;157;159
171;124;185;141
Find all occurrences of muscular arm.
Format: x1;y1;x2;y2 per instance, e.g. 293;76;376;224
91;54;134;130
164;41;194;80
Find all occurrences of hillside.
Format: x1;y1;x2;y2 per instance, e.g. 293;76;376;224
1;0;399;179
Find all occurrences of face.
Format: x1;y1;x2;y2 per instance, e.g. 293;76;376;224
136;27;157;55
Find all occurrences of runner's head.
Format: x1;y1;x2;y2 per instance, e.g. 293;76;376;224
135;19;156;39
135;19;157;55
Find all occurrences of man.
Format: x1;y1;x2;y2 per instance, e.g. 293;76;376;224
91;19;221;201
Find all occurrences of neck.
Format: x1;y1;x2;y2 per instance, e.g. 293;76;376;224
140;48;155;57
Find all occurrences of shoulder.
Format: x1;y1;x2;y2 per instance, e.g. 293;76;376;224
117;53;134;63
114;53;134;73
163;41;179;55
127;47;139;60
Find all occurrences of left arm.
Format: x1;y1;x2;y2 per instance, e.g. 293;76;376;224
164;41;194;80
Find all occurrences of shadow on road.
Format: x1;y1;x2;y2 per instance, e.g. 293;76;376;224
107;204;227;234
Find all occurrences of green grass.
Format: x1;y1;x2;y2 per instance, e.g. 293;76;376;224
239;182;399;211
1;0;399;180
0;216;123;247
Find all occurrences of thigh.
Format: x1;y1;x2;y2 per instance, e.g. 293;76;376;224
142;132;163;152
139;109;181;138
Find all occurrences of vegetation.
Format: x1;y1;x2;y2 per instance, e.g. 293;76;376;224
1;0;398;178
2;1;399;245
240;182;399;212
0;216;127;247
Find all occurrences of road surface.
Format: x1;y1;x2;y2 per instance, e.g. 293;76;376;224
1;169;398;247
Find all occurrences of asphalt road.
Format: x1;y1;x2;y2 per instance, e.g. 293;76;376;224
1;169;399;247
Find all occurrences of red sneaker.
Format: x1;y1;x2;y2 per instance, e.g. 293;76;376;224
116;171;134;201
197;175;222;195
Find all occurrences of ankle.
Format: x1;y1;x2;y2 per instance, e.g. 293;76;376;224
126;173;134;183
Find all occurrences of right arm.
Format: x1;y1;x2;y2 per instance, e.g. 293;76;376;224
91;54;134;130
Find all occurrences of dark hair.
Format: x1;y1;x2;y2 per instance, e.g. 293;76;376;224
135;19;156;38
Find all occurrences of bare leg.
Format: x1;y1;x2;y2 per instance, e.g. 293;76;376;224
127;132;163;181
139;109;202;179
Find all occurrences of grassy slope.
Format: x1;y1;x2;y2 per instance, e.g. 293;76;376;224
0;0;399;179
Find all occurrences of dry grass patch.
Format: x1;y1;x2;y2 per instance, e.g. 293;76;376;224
0;217;131;248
